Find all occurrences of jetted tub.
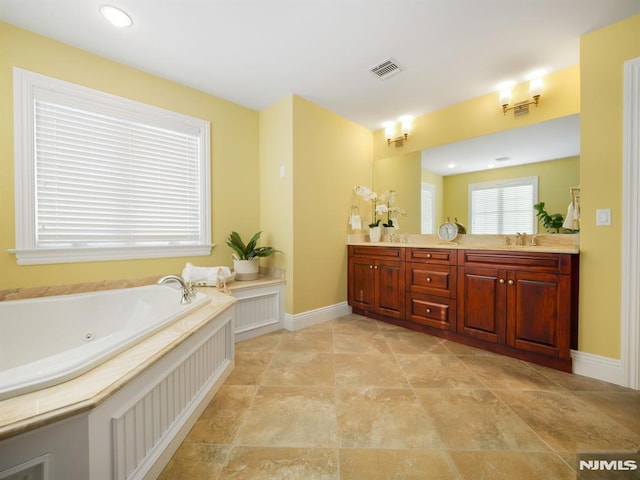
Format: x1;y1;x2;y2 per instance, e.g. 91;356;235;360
0;284;210;400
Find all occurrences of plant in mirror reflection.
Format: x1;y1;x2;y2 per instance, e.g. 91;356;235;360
354;186;405;229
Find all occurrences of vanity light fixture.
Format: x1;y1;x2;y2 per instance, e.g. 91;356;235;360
499;77;543;116
384;116;412;147
100;5;133;28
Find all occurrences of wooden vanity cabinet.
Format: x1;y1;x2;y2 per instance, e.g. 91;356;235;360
457;250;578;370
405;248;457;331
347;245;578;371
348;246;405;319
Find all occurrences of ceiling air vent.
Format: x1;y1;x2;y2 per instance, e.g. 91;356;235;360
369;58;402;80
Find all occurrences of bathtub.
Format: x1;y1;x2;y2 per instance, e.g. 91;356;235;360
0;284;210;400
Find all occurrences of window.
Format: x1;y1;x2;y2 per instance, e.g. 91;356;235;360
421;182;435;234
12;68;211;265
469;177;538;234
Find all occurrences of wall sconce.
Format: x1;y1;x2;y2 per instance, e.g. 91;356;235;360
500;78;543;116
384;116;412;147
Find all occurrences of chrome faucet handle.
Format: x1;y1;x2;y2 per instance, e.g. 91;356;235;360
503;236;509;245
530;235;537;246
186;281;197;297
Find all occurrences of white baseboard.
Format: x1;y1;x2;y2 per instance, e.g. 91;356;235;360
571;349;623;386
284;301;352;331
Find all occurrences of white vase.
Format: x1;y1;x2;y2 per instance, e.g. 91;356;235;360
369;226;382;243
233;257;259;280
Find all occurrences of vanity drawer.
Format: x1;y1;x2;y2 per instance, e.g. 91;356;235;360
406;293;456;331
406;263;456;298
349;245;402;260
406;248;456;265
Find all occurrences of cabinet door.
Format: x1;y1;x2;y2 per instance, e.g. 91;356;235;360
348;257;375;311
457;266;506;343
507;271;571;358
376;259;405;319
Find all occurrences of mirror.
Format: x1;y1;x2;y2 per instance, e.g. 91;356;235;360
373;114;580;234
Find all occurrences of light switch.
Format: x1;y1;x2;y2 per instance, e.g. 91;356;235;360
279;165;285;178
596;208;611;226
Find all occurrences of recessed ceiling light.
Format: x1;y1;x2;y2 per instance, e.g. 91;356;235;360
100;5;133;28
487;163;495;169
447;163;456;169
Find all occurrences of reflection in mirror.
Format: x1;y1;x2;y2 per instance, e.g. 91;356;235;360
373;114;580;235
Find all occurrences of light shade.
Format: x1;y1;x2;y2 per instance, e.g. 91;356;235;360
529;78;543;98
499;88;511;107
100;5;133;27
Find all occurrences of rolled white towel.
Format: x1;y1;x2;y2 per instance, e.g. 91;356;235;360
182;262;232;283
562;202;576;230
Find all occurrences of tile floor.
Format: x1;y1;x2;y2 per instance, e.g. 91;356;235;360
158;314;640;479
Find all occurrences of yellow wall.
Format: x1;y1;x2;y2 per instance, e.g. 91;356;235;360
373;151;421;232
0;22;260;290
579;13;640;358
259;96;295;312
443;156;580;231
289;96;372;314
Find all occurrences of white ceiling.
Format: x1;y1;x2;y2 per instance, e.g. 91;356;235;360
422;114;581;175
1;0;639;133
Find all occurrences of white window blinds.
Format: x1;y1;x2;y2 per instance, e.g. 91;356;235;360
34;101;201;247
421;182;435;234
13;68;211;264
469;177;538;234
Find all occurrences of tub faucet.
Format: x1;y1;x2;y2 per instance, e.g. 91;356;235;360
157;274;196;304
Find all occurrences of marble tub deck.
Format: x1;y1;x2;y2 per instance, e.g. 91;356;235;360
158;314;640;480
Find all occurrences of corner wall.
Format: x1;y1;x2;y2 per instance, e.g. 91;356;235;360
579;13;640;359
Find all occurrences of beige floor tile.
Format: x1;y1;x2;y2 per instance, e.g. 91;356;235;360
158;443;230;480
374;319;410;332
575;390;640;435
495;390;640;452
236;386;337;447
220;447;338;479
339;449;461;480
336;387;441;449
262;351;335;386
276;329;334;352
184;385;256;444
459;355;564;390
225;351;272;385
333;330;392;354
450;451;575;480
532;364;632;392
334;353;409;388
332;315;381;333
440;340;502;356
235;331;283;352
415;389;549;451
397;354;488;389
383;331;451;355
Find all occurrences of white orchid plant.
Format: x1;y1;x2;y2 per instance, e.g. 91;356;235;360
354;186;406;229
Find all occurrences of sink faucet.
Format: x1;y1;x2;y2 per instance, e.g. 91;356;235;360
515;232;526;246
530;235;538;246
158;274;196;304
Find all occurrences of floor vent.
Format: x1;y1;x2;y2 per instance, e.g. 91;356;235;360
369;58;402;80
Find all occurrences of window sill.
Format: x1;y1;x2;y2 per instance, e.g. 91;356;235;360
9;245;214;265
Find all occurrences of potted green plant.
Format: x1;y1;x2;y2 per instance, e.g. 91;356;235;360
226;231;280;280
533;202;564;233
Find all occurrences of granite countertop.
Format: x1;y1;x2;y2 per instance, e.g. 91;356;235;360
347;233;580;254
0;289;236;441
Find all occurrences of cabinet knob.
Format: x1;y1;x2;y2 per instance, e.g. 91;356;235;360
499;279;505;284
426;253;432;258
369;265;373;269
426;308;431;313
508;280;514;285
374;266;379;269
426;277;432;282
